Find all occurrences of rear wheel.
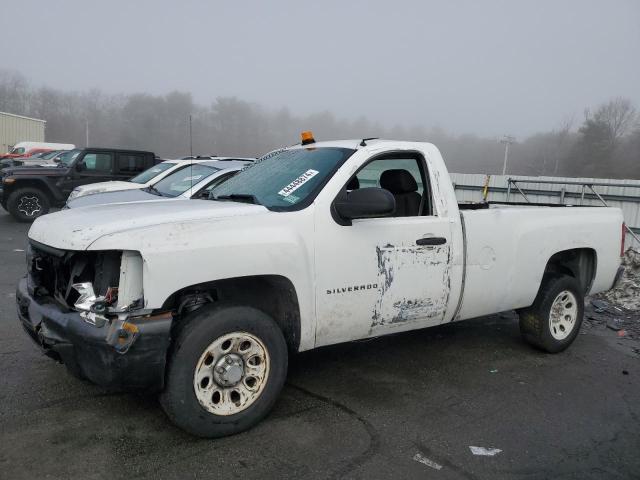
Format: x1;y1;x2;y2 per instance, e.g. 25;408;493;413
519;275;584;353
7;187;51;222
160;304;288;437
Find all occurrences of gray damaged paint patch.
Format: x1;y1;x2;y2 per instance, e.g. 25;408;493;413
390;298;441;323
372;243;451;327
376;245;395;294
372;244;395;326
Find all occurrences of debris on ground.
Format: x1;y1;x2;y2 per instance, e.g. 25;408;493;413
584;299;640;342
606;318;624;331
413;453;443;470
598;249;640;311
585;249;640;345
591;299;609;313
469;446;502;456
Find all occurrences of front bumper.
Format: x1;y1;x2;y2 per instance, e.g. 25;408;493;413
16;276;172;391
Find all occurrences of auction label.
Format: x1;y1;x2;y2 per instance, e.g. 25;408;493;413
278;169;319;197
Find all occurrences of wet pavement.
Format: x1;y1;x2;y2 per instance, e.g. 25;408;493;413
1;211;638;479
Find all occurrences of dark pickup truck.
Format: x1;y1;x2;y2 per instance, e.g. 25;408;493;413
1;148;157;222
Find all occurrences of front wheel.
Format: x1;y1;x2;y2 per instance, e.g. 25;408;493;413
519;275;584;353
160;304;288;437
7;187;51;222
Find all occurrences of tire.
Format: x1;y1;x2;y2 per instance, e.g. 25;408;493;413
519;274;584;353
7;187;51;222
160;304;288;437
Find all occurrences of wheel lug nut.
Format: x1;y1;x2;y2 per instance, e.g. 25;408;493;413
226;357;233;364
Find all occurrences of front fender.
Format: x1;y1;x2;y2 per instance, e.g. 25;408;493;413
88;210;317;350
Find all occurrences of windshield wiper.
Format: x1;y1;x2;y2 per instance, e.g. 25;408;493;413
211;193;261;205
144;185;168;197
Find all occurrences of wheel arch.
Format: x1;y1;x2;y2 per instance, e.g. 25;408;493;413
542;248;597;295
6;178;56;202
161;274;302;352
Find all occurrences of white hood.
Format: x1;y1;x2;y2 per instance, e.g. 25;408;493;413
72;181;139;198
29;199;267;250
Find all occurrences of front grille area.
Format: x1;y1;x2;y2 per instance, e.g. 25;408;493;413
29;242;121;309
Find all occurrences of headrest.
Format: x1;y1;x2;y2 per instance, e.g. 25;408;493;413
346;176;360;190
379;169;418;194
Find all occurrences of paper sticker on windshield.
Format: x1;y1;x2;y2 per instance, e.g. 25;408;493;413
278;169;319;197
184;175;203;181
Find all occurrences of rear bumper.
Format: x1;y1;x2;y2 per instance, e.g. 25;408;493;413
16;276;172;391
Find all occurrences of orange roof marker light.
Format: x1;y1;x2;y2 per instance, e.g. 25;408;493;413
301;131;315;145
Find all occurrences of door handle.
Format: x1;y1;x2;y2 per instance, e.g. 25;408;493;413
416;237;447;246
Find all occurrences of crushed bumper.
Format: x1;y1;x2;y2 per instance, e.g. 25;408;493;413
16;276;172;391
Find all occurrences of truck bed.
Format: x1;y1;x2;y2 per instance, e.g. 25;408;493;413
454;205;622;321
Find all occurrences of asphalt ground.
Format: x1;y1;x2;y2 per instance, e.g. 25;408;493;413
1;210;638;480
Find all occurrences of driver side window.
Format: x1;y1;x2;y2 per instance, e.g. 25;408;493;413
350;156;432;217
81;153;113;172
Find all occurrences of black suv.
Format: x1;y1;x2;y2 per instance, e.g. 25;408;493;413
0;148;157;222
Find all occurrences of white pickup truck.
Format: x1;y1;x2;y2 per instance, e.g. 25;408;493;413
16;136;625;437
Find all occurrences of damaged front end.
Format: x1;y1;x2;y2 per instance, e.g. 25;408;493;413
16;241;172;391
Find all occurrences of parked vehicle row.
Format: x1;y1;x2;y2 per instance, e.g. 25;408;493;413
66;157;254;202
1;142;76;161
1;148;156;221
14;132;626;438
0;149;65;169
66;158;253;209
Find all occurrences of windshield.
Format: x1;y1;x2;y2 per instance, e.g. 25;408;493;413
39;150;60;159
130;162;176;184
209;147;354;209
10;147;25;154
58;149;82;166
150;164;219;197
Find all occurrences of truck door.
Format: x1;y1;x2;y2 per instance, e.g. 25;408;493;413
67;151;115;194
314;152;453;347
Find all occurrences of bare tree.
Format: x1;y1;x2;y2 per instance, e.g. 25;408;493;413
594;97;637;149
552;115;574;175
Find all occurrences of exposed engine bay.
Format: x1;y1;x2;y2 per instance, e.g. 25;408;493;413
27;241;145;327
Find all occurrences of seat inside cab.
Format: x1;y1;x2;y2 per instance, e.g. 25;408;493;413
345;154;431;217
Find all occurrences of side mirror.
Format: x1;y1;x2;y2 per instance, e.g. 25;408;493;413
333;187;395;223
75;162;85;172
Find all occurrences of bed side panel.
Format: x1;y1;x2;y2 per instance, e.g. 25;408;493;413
456;206;622;320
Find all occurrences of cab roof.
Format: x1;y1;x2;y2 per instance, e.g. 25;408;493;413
288;139;435;150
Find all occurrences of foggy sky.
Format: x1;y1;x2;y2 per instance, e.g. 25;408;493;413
3;0;639;138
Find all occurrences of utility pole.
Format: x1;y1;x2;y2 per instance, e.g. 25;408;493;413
189;114;193;157
500;135;515;176
85;119;89;147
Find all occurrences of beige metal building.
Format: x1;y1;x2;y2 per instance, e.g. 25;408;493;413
0;111;46;154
